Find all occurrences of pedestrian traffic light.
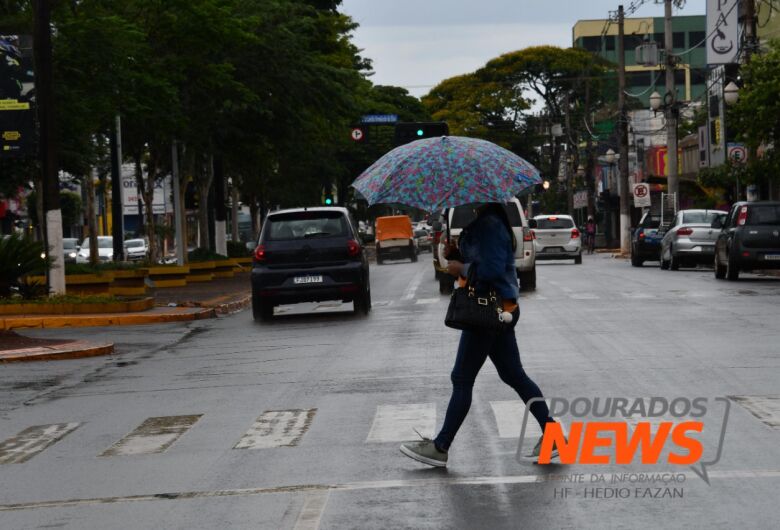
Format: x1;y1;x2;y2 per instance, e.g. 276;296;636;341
394;122;449;146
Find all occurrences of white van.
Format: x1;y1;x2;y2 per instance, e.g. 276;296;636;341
437;198;536;294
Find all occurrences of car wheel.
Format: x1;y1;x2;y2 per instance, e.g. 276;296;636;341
726;251;740;281
518;267;536;291
252;296;274;321
669;247;680;271
574;253;582;265
631;250;643;267
354;284;371;315
439;276;453;295
714;254;726;279
660;248;670;270
411;249;418;262
376;255;383;265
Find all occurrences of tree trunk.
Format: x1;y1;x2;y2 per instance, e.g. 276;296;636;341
231;182;239;242
86;169;99;267
196;155;213;250
143;164;157;264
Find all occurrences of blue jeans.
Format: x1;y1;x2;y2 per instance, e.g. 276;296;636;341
434;320;554;451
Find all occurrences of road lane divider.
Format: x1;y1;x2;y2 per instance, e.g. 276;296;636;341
401;268;426;301
234;409;317;449
101;415;202;457
366;403;435;443
0;423;81;464
292;490;330;530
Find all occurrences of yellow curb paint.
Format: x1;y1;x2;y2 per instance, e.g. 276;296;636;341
0;343;114;363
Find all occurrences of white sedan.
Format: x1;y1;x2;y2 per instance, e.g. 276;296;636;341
531;214;582;264
76;236;113;263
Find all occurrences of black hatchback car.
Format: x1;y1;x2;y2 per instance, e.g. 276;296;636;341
630;212;662;267
714;201;780;281
251;207;371;320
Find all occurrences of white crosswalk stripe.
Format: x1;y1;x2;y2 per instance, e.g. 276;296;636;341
366;403;436;443
415;298;441;305
0;423;80;464
730;395;780;428
490;401;560;439
235;409;317;449
101;415;202;457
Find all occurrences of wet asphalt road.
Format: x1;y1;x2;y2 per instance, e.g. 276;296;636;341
1;254;779;529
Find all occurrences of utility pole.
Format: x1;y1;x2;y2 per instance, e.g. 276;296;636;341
617;5;631;254
33;0;65;294
110;115;124;261
664;0;679;199
171;141;185;266
213;155;227;256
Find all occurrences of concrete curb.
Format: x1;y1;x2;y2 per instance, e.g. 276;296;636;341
0;340;114;363
0;307;216;331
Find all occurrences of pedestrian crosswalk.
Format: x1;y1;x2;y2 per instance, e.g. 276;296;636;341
0;401;558;465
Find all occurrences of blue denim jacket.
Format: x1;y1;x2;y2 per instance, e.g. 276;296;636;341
459;212;519;301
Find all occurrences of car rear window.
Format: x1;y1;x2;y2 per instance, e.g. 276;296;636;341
747;205;780;226
450;205;522;229
265;211;348;240
414;230;429;237
640;216;661;228
682;211;724;224
536;217;574;229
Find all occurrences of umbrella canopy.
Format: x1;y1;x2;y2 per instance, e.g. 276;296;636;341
351;135;542;212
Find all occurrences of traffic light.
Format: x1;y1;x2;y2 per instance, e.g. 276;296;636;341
324;196;333;205
394;122;449;146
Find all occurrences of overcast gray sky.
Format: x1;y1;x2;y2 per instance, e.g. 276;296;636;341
341;0;705;97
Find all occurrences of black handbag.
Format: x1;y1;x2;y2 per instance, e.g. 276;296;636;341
444;265;509;333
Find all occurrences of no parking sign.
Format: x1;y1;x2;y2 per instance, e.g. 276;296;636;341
633;183;651;208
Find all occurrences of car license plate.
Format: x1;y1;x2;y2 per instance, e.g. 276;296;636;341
294;275;323;284
389;247;401;253
763;254;780;261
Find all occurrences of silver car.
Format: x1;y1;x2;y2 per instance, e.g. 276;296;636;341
124;238;149;261
660;209;728;270
531;214;582;264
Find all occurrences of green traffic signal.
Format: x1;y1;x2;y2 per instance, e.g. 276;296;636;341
416;129;424;137
325;197;333;205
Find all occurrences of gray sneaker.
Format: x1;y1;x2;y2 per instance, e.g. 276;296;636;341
532;435;561;461
400;437;448;468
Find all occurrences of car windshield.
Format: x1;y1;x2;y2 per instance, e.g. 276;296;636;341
682;211;724;224
640;215;661;229
450;204;521;229
125;240;144;248
536;217;574;229
747;205;780;226
266;212;347;240
63;239;78;249
80;238;113;248
414;230;428;237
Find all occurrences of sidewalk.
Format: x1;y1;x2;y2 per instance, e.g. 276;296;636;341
0;272;251;331
0;331;114;363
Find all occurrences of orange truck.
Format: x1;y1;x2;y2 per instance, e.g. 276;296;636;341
374;215;417;264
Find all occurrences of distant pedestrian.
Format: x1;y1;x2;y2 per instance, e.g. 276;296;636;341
400;203;560;467
585;216;596;254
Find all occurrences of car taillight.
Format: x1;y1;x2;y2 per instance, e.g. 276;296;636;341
571;228;580;239
638;230;646;239
347;239;361;257
523;227;535;241
737;206;748;226
254;245;266;262
676;227;693;236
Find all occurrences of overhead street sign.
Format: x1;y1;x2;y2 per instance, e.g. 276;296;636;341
361;114;398;124
350;128;364;142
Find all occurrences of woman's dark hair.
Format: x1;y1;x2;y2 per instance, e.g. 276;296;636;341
476;203;517;251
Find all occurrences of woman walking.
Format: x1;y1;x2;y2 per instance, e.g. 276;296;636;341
400;203;558;467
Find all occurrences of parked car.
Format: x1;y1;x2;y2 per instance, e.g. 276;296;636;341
62;238;79;264
714;201;780;281
630;212;662;267
414;229;433;253
76;236;113;263
375;215;416;264
250;207;370;321
124;238;149;261
531;214;582;264
437;198;536;294
660;209;727;270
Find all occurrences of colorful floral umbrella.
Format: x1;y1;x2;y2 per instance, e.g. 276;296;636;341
351;136;542;212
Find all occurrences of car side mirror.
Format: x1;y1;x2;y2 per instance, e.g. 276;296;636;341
528;219;537;229
711;215;726;229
